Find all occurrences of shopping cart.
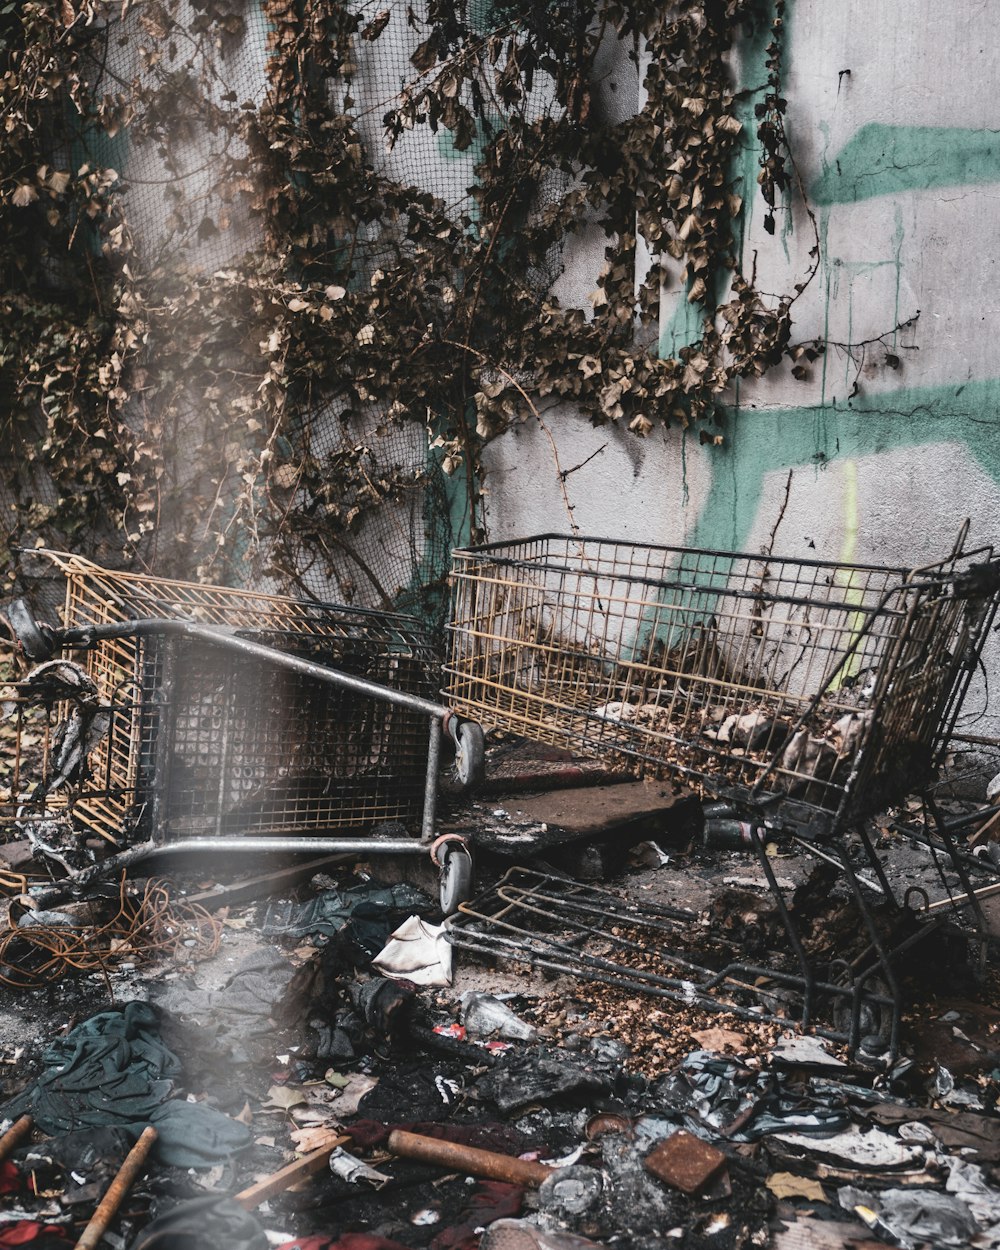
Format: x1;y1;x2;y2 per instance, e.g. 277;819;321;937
1;552;485;912
444;526;1000;1055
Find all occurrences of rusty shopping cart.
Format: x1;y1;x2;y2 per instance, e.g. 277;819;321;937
1;552;484;912
444;527;1000;1055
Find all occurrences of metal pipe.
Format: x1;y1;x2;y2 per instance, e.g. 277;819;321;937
60;618;449;719
28;836;432;906
125;836;431;856
420;716;442;843
0;1115;32;1162
74;1125;157;1250
387;1129;554;1187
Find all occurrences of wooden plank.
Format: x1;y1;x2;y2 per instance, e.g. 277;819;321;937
235;1136;351;1209
968;808;1000;847
183;854;353;912
772;1217;881;1250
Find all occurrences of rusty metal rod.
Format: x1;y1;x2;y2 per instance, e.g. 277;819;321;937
0;1114;32;1161
74;1125;157;1250
387;1129;554;1187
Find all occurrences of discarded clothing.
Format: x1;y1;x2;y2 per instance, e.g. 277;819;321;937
373;916;453;987
128;1197;268;1250
0;1160;19;1195
350;977;416;1041
0;1226;67;1249
649;1049;848;1140
262;883;432;943
155;949;300;1064
0;1002;250;1168
431;1181;523;1250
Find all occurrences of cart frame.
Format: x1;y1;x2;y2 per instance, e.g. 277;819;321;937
2;553;484;910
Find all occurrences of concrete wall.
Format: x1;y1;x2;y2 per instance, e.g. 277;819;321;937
93;1;1000;743
482;0;1000;747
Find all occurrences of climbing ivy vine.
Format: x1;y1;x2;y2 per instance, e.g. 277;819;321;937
0;0;817;601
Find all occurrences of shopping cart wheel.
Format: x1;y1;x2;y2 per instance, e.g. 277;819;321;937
448;716;486;790
438;841;475;915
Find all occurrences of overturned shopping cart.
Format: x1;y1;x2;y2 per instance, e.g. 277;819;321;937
444;527;1000;1055
2;552;484;912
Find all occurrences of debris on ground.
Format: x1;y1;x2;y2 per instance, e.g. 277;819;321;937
2;792;1000;1250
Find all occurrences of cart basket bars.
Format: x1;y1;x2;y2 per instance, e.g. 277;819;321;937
445;531;1000;832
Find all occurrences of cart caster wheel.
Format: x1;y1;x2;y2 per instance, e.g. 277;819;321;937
450;718;486;791
439;842;474;916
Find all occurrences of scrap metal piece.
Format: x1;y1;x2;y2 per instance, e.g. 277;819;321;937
643;1130;728;1195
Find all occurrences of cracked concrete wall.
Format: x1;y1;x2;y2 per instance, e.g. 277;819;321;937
482;0;1000;752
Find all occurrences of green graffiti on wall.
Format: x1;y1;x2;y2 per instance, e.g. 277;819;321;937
813;123;1000;205
686;0;1000;561
688;378;1000;556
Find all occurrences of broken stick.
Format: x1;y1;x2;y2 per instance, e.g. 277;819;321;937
0;1114;32;1162
235;1136;351;1209
387;1129;554;1186
74;1125;157;1250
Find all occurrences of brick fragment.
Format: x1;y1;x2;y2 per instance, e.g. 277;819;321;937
643;1130;728;1195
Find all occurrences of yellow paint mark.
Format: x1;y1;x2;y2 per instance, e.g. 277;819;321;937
830;460;865;690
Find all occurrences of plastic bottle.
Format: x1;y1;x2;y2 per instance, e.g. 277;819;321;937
460;991;537;1041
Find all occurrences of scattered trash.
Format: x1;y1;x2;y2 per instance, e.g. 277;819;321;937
372;916;453;987
328;1147;391;1188
538;1166;604;1221
643;1130;728;1195
774;1124;924;1170
769;1035;848;1069
4;538;1000;1250
767;1172;826;1202
461;992;538;1042
838;1185;978;1249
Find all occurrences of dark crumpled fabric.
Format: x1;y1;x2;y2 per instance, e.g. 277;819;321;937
430;1181;523;1250
0;1002;251;1168
649;1049;849;1140
476;1047;612;1114
153;949;301;1064
128;1197;268;1250
261;883;432;942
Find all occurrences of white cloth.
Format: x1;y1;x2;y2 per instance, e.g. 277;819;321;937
372;915;453;987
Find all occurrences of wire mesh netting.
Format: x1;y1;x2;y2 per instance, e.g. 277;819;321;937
2;1;580;625
445;531;1000;832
